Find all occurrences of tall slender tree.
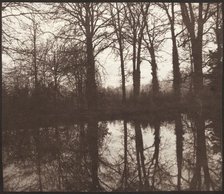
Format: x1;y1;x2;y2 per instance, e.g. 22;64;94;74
162;3;181;101
180;3;214;95
109;3;127;103
144;23;160;99
124;3;150;101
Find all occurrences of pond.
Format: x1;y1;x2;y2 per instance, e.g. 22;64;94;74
3;113;222;191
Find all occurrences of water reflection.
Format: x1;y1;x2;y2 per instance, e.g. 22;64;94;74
3;114;222;191
174;112;183;191
190;113;212;191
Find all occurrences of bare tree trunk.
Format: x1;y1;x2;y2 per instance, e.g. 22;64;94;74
126;3;150;102
132;33;138;102
162;3;181;100
145;23;159;100
133;69;140;101
149;47;159;98
171;3;181;101
85;4;97;111
115;3;126;103
191;40;203;95
189;44;194;93
180;3;204;96
120;43;126;103
135;33;144;100
86;37;97;111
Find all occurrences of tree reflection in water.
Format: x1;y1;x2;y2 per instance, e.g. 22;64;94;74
150;119;161;190
86;119;100;191
134;121;148;190
174;112;183;191
3;114;222;191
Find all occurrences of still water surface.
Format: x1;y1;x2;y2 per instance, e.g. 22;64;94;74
3;114;222;191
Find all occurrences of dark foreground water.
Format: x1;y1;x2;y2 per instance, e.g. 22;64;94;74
3;113;222;191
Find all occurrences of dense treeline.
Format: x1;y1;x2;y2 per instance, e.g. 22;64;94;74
2;2;222;121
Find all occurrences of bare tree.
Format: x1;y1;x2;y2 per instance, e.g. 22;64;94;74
161;3;182;101
180;3;215;95
124;2;150;101
144;23;160;99
109;3;127;103
143;8;167;100
52;3;112;111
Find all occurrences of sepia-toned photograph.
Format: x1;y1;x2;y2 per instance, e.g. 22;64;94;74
2;1;223;192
